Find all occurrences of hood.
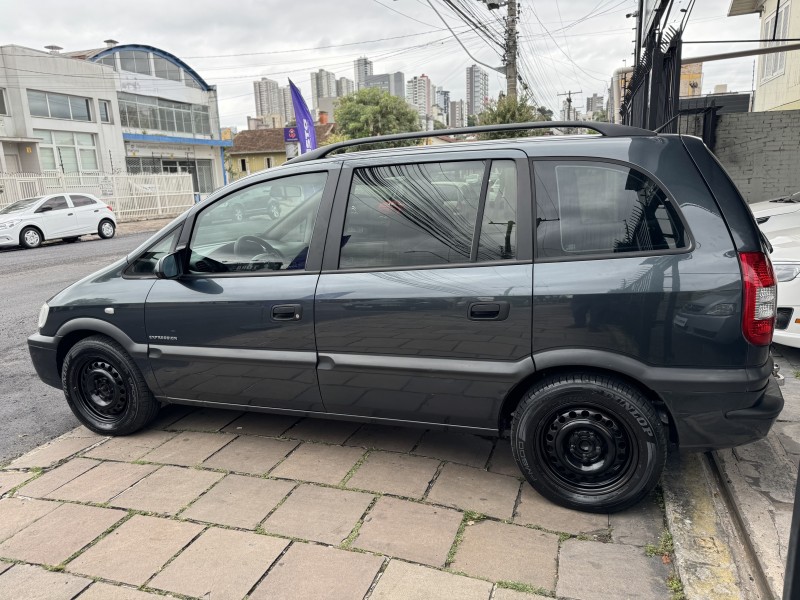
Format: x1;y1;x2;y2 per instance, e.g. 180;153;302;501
749;195;800;218
765;228;800;263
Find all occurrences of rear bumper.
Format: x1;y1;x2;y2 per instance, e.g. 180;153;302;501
668;375;784;450
28;333;61;389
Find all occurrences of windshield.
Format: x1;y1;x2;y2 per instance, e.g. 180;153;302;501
0;197;42;215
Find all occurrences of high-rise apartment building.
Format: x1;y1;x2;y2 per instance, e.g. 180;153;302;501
354;56;373;90
364;72;405;98
406;74;433;118
586;93;604;114
253;77;280;116
336;77;355;97
449;99;465;128
466;64;489;116
310;68;337;109
277;86;295;126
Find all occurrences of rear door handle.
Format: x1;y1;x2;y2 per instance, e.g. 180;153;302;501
468;301;510;321
271;304;302;321
67;212;74;216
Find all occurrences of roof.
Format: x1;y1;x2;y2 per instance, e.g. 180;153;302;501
728;0;763;16
229;125;335;155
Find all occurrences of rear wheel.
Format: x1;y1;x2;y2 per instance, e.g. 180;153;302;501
511;372;666;513
62;335;160;435
98;219;115;239
20;227;43;249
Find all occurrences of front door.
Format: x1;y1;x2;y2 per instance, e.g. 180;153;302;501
144;169;336;412
315;152;533;431
36;195;78;237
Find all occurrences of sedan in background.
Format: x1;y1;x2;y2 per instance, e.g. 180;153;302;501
761;228;800;348
0;193;116;249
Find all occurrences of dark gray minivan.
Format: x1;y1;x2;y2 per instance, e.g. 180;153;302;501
28;122;784;512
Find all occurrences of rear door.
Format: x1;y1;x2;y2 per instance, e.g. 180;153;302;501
69;194;103;233
36;195;78;237
144;167;337;412
314;150;533;431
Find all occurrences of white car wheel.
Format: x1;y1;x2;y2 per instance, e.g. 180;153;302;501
99;220;116;239
21;227;42;249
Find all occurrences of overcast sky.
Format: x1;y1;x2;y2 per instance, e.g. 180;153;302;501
3;0;762;128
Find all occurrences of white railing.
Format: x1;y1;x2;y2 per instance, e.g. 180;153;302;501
0;171;195;222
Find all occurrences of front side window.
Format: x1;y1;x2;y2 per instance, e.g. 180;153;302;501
127;227;181;276
39;196;69;212
340;161;485;269
188;172;328;274
534;160;687;259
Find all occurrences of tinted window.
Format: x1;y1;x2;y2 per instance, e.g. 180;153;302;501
39;196;69;211
71;195;98;207
340;161;485;269
127;227;180;276
534;161;687;259
189;172;327;274
478;160;518;261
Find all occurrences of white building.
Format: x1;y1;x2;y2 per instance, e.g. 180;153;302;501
0;45;125;174
586;93;604;115
449;99;465;128
336;77;355;97
406;74;434;119
253;77;280;117
466;64;489;117
729;0;800;111
354;57;373;90
310;69;337;109
69;42;229;194
278;86;295;126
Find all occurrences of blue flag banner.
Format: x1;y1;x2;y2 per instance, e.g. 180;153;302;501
289;80;317;154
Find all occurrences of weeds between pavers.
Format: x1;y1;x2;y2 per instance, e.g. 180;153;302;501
445;510;486;567
497;580;554;597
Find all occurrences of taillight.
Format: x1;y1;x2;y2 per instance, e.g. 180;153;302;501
106;204;113;212
739;252;777;345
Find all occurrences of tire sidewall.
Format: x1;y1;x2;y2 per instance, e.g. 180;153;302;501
98;220;116;239
20;227;42;249
512;379;664;512
62;341;144;434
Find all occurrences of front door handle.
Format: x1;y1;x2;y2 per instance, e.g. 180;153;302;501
271;304;302;321
468;301;510;321
67;212;74;216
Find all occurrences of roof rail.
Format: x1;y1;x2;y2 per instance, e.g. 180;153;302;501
286;121;654;164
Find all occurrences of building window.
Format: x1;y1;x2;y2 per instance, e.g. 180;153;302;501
27;90;92;122
185;76;202;90
118;92;211;137
0;88;7;115
34;130;99;173
240;158;247;172
761;3;791;81
266;157;273;169
119;50;151;76
153;56;182;81
98;55;116;70
99;100;111;123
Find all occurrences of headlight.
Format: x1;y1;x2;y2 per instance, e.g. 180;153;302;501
774;263;800;282
0;219;22;230
38;303;49;331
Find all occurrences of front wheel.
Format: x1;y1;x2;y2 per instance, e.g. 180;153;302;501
511;373;666;513
98;219;116;239
62;335;160;435
20;227;43;249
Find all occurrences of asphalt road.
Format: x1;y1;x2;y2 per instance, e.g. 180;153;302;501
0;232;154;464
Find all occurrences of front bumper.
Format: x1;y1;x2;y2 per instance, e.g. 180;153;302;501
28;333;61;389
668;375;784;450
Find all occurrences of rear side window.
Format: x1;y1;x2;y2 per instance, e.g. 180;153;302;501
533;160;687;259
70;195;98;207
340;161;487;269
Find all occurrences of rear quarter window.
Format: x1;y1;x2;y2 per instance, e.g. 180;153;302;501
533;160;688;260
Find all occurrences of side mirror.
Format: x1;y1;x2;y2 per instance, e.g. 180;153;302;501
154;252;182;280
36;206;53;213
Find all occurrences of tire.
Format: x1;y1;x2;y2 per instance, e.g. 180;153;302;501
64;237;80;243
511;372;666;513
20;226;43;249
61;335;160;435
98;219;116;239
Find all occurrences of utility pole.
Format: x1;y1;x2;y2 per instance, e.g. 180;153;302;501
505;0;518;101
558;91;582;120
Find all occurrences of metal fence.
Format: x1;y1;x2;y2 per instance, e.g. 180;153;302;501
0;171;195;222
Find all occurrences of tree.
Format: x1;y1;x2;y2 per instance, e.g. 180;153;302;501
334;88;420;148
477;94;548;139
467;115;478;127
433;120;446;130
537;106;554;121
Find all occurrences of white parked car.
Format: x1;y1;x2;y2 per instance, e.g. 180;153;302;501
759;227;800;348
749;191;800;235
0;193;116;249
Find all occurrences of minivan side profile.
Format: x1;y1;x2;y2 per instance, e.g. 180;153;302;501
28;122;784;513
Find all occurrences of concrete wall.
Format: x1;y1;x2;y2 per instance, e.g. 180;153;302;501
712;110;800;203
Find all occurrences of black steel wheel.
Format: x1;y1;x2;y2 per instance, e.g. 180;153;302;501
62;335;160;435
511;372;666;513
